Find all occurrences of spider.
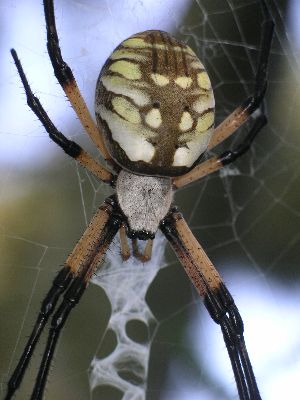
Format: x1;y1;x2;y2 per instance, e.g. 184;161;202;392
7;1;274;399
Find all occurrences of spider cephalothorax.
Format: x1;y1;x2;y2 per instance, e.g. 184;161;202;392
7;1;273;399
116;170;172;239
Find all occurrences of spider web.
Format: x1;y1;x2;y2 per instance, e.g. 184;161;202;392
0;0;299;399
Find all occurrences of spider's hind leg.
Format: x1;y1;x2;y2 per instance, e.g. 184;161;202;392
160;209;261;400
5;267;72;400
6;198;123;400
30;198;122;399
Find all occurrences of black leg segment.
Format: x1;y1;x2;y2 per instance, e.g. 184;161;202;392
30;277;86;400
11;49;82;159
10;49;115;184
5;267;72;400
43;0;74;86
160;209;261;400
6;198;123;400
240;1;274;116
220;114;267;166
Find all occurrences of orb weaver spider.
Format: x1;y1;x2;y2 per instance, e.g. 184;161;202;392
7;0;274;399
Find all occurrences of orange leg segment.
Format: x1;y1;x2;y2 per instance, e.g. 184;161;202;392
43;0;115;165
5;198;122;400
160;209;262;400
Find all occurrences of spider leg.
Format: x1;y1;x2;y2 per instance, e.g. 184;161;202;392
5;197;123;400
173;113;267;188
143;239;154;261
160;209;261;400
11;49;115;185
43;0;114;165
119;224;131;260
5;268;72;400
208;1;274;151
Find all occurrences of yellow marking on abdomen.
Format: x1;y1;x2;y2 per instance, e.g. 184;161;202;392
97;105;156;162
109;60;142;80
122;38;148;48
192;92;215;114
175;76;193;89
172;147;191;167
112;97;141;124
151;73;169;86
197;71;211;90
100;76;150;107
111;49;147;62
145;108;162;128
173;126;214;167
122;39;196;56
196;112;214;133
179;112;193;131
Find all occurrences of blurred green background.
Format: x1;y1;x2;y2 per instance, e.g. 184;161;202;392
0;0;299;399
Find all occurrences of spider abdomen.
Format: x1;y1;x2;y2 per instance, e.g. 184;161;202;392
95;30;215;177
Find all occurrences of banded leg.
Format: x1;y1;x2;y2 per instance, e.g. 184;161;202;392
174;0;274;189
160;210;261;400
43;0;114;164
208;0;274;150
173;114;267;188
11;49;114;185
5;268;72;400
5;197;122;400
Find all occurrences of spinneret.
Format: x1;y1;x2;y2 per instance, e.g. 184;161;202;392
95;30;215;177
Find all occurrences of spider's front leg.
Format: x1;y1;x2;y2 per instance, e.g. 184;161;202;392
43;0;115;165
160;209;261;400
10;49;114;185
208;0;274;151
5;197;123;400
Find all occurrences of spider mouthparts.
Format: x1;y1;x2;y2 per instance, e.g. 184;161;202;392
127;229;155;241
